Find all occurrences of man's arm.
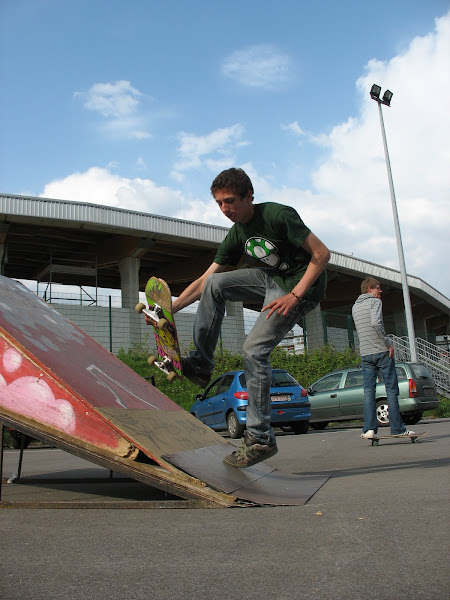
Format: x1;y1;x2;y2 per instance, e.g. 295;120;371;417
263;232;330;318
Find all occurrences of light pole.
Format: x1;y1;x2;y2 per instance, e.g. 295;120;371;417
370;84;417;361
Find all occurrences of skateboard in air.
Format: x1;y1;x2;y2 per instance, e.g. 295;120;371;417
135;277;182;382
364;431;428;446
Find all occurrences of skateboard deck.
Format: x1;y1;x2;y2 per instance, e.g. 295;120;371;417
135;277;182;381
365;431;428;446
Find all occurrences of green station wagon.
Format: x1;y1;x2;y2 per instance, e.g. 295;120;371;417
308;362;440;429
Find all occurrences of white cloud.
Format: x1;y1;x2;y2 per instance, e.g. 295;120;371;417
75;80;152;140
222;44;292;89
281;121;306;138
79;80;142;117
274;12;450;297
40;166;229;226
171;124;246;179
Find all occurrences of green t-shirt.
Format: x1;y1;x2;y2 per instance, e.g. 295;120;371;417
214;202;327;301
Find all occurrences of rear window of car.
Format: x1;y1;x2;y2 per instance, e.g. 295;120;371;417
410;364;433;379
272;371;300;387
378;366;407;382
344;370;364;388
395;366;407;380
239;370;299;388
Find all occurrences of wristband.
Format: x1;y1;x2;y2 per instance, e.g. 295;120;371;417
290;291;301;302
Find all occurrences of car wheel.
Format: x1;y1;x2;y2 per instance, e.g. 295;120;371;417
402;412;423;425
309;422;329;430
376;400;390;427
227;412;245;439
291;421;309;435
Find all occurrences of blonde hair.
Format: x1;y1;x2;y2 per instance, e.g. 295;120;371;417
361;277;380;293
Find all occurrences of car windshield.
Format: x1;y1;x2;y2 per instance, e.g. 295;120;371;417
239;370;299;388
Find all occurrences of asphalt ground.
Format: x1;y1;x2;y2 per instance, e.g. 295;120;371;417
0;419;449;600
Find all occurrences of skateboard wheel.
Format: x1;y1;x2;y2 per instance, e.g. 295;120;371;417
157;318;168;330
167;371;177;382
135;302;146;313
372;439;379;446
148;355;157;366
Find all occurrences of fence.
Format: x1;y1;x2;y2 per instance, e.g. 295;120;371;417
44;290;306;356
389;334;450;397
30;286;366;358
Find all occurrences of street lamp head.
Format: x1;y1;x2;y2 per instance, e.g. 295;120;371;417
382;89;393;106
370;84;394;107
370;84;381;100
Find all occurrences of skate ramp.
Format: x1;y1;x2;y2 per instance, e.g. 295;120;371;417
0;276;327;506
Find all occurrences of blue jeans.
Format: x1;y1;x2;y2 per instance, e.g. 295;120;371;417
187;268;318;445
361;351;406;435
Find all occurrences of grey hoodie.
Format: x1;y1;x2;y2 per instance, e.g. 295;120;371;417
352;293;391;357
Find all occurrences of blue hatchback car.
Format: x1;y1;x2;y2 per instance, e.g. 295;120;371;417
190;369;311;438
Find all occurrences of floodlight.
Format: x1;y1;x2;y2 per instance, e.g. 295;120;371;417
370;84;381;100
382;89;393;106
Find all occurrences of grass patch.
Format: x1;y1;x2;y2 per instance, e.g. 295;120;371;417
424;395;450;419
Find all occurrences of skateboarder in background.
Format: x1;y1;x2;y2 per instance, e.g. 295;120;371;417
149;167;330;468
352;277;414;439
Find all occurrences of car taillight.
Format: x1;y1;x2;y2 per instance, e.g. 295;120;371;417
409;379;418;397
234;391;249;400
301;388;308;397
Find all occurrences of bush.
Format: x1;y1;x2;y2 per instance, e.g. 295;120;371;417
117;343;360;411
270;344;360;388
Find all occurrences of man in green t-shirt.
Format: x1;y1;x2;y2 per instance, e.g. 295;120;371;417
172;168;330;467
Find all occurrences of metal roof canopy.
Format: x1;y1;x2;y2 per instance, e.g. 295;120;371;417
1;193;448;332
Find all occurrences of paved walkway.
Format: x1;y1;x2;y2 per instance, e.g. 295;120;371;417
1;419;449;600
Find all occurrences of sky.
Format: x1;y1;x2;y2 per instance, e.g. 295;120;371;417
1;0;449;298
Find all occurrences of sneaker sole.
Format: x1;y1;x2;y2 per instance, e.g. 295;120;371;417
224;445;278;469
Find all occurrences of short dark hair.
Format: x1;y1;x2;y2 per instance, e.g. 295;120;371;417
210;168;254;200
361;277;380;293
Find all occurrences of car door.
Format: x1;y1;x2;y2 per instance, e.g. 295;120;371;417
309;372;344;420
210;374;236;426
339;369;365;417
195;377;225;425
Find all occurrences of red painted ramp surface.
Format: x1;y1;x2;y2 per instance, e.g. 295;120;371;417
0;277;327;506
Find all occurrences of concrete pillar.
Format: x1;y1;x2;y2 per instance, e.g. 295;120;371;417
304;303;325;351
118;257;142;346
0;244;5;275
0;224;9;276
119;257;140;308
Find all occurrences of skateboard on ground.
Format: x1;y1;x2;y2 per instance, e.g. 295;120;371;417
135;277;182;382
365;431;428;446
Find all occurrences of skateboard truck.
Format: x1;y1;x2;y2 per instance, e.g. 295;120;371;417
135;302;168;330
148;355;177;382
